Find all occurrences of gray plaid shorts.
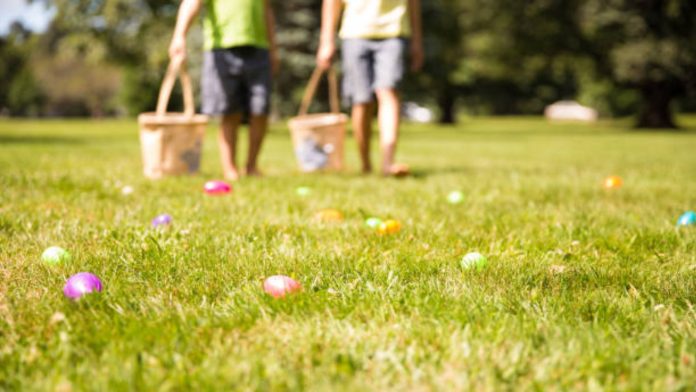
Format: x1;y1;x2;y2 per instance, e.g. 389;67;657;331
201;46;271;116
341;38;407;106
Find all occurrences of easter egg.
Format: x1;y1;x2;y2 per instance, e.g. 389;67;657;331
204;180;232;195
447;191;464;205
151;213;172;228
677;211;696;227
315;209;344;223
603;176;623;189
41;246;72;265
63;272;103;300
365;217;383;229
121;185;134;196
263;275;302;298
296;186;311;196
460;252;488;271
377;219;401;235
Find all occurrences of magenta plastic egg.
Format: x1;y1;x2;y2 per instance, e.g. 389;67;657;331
63;272;103;300
263;275;302;298
204;180;232;195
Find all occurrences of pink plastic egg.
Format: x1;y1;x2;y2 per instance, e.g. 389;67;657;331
63;272;103;300
204;180;232;195
263;275;302;298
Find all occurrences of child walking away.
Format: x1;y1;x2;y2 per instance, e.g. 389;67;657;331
169;0;279;180
317;0;423;177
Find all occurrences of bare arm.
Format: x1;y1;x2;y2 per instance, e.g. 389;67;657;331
316;0;342;70
408;0;423;72
169;0;203;66
264;0;279;75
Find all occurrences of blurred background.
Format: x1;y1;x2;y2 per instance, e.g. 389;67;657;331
0;0;694;128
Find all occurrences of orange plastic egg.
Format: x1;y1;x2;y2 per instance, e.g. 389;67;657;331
604;176;623;189
377;219;402;235
314;208;344;223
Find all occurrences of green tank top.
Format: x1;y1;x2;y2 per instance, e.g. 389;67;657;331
203;0;269;50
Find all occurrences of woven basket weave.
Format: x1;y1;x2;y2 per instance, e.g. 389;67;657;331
288;67;348;172
137;62;208;179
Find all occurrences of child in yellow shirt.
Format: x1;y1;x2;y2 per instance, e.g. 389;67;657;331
317;0;423;176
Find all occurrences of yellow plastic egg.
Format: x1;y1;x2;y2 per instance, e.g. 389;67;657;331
377;219;401;235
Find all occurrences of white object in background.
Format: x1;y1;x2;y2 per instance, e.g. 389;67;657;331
544;101;598;122
402;102;434;123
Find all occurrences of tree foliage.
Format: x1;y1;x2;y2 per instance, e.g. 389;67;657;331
0;23;44;116
439;0;696;127
580;0;696;128
1;0;694;127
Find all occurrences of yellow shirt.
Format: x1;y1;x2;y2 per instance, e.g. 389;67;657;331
339;0;411;39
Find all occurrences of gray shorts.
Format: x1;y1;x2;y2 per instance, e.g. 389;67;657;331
201;46;271;116
341;38;407;106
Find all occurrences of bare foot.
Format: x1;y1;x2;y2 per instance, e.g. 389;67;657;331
224;169;240;181
246;167;264;177
383;163;410;177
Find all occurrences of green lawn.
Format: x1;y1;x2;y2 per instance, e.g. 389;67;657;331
1;117;695;390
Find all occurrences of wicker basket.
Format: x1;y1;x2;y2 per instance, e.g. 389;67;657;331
288;67;348;172
137;62;208;179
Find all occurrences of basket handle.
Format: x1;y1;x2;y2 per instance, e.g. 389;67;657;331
298;67;340;116
156;61;195;117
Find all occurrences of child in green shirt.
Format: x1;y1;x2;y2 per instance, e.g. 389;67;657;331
317;0;423;176
169;0;278;180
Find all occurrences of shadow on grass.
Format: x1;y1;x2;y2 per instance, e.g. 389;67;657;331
0;135;85;145
409;118;696;137
408;166;474;179
433;127;696;138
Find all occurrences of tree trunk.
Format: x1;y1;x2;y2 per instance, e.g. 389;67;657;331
636;83;677;129
437;84;457;124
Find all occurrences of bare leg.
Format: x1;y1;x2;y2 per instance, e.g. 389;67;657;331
246;114;268;176
218;113;242;181
351;102;375;173
375;88;407;176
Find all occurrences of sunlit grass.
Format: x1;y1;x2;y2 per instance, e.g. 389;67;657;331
1;117;695;390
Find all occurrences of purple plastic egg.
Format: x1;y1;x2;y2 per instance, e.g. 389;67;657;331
151;213;173;228
204;180;232;195
63;272;103;300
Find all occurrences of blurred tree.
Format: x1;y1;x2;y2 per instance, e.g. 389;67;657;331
0;22;45;116
37;0;186;115
32;52;122;116
6;67;44;116
412;0;603;122
420;0;694;128
580;0;696;128
272;0;322;117
4;0;693;124
457;0;595;115
409;0;464;124
38;0;321;116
